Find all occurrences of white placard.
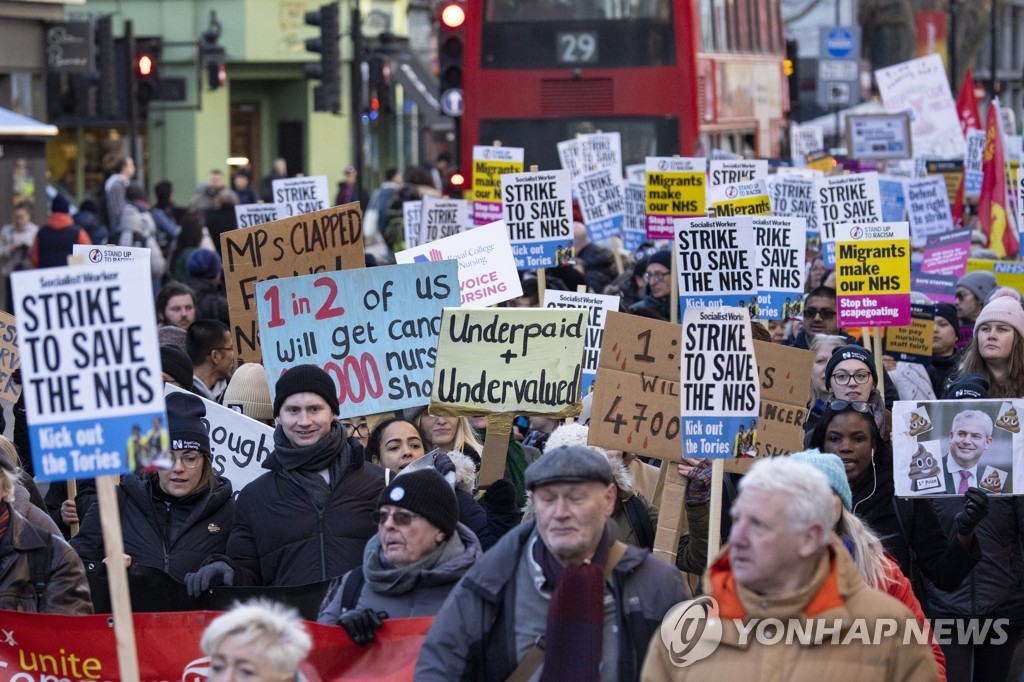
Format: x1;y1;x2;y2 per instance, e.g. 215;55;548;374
419;195;469;244
234;203;281;229
875;54;965;158
708;160;769;190
403;200;423;249
72;244;151;266
271;175;331;217
501;170;574;269
906;176;953;247
543;290;620;394
814;172;883;265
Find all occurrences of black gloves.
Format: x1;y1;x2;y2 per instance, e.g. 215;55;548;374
480;478;516;508
954;486;990;536
185;561;234;598
432;452;456;479
339;608;388;645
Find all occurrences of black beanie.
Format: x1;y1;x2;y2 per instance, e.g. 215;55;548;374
160;344;194;393
380;469;459;538
943;373;990;400
648;249;672;271
273;364;339;416
166;392;210;455
825;344;877;391
935;303;960;332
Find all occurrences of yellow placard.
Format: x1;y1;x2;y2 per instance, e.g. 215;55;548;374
884;304;934;361
646;172;706;216
836;239;911;295
966;258;1024;291
711;195;771;216
472;160;523;203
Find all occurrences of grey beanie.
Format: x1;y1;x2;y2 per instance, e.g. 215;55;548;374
956;271;998;305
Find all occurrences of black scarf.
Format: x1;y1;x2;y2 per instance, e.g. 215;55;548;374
267;421;352;511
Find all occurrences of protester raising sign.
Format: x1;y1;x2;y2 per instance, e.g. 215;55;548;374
501;170;574;269
271;175;330;217
12;262;166;481
419;196;469;244
396;220;522;307
543;290;620;395
221;202;364;364
834;221;911;328
752;216;806;320
234;203;281;229
430;308;585;418
815;171;883;265
0;311;20;403
645;157;707;239
675;217;757;312
588;313;681;460
471;145;524;225
256;260;459;416
576;167;625;244
681;307;760;458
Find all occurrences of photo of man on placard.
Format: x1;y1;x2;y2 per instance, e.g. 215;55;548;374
943;410;1010;494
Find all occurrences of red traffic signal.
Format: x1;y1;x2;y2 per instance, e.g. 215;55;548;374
449;172;466;188
440;2;466;29
137;54;154;77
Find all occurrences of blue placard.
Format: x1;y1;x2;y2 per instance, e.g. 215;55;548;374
879;178;907;222
255;261;459;417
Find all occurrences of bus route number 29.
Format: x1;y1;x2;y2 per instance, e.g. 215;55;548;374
556;32;598;64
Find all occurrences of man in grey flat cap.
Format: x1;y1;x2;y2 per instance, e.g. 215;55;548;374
416;445;689;681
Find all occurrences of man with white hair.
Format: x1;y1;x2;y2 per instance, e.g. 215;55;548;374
945;409;1007;493
642;457;937;680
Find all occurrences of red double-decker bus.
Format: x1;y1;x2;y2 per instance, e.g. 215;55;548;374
460;0;787;175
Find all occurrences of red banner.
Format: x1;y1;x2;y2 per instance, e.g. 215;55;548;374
0;611;432;682
956;69;982;134
915;11;948;70
979;101;1020;258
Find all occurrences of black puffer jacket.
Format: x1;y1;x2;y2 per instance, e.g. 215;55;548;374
225;428;384;587
0;503;92;614
71;473;234;581
927;497;1024;623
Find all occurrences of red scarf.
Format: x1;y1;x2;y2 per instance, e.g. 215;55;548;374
0;503;10;542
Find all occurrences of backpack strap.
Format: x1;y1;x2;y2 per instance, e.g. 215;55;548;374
341;564;365;611
623;495;655;550
26;524;53;601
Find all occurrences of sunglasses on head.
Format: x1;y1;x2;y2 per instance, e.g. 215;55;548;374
826;399;876;415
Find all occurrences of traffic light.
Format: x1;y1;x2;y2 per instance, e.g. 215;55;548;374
785;39;799;113
437;1;465;110
134;37;162;114
304;3;341;113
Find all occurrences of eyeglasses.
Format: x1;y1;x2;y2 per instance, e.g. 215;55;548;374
371;509;420;526
169;452;203;469
644;270;670;283
831;370;873;386
826;399;875;415
343;421;370;437
804;307;836;320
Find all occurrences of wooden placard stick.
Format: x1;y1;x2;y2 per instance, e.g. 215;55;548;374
96;474;140;681
68;479;79;538
478;413;514;488
670;242;679;324
873;326;885;404
611;236;624;275
706;458;725;568
529;164;547;305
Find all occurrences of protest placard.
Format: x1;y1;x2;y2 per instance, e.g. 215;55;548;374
12;261;166;481
579;132;622;175
396;220;522;307
846;113;913;160
892;399;1023;496
221;202;364;364
0;311;20;403
905;176;953;246
72;244;151;266
965;129;985;198
166;385;273;497
920;229;970;277
791;125;825;162
256;260;459;416
708;160;769;190
419;195;469;244
878;176;907;222
471;145;524;225
543;290;620;395
501;170;574;269
681;307;760;458
709;179;771;217
911;272;957;304
589;312;682;461
234;203;281;229
752;217;806;320
271;175;330;217
876;54;965;158
623;179;647;252
557;138;583;183
965;258;1024;293
767;175;819;251
815;171;882;265
576;166;625;243
645;157;707;239
834;221;911;327
751;340;813;457
675;217;757;312
884;303;934;364
925;159;964;204
403;200;423;249
1018;173;1024;244
625;163;646;184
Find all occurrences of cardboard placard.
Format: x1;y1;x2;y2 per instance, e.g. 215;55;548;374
674;217;757;312
430;308;585;417
753;216;807;320
402;200;423;249
234;203;281;229
12;262;166;481
814;171;883;265
589;312;682;461
0;311;21;403
754;399;810;457
645;157;707;239
884;303;935;364
576;167;625;244
271;175;330;217
753;340;814;406
835;221;911;327
396;220;522;307
709;180;771;217
221;202;364;364
72;244;151;266
419;196;469;244
255;261;459;416
906;176;953;247
471;145;524;225
876;54;965;158
543;290;620;395
501;170;575;270
892;399;1022;495
681;307;760;458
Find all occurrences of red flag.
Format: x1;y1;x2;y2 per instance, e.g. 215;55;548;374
956;69;982;134
951;173;965;228
978;100;1020;257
